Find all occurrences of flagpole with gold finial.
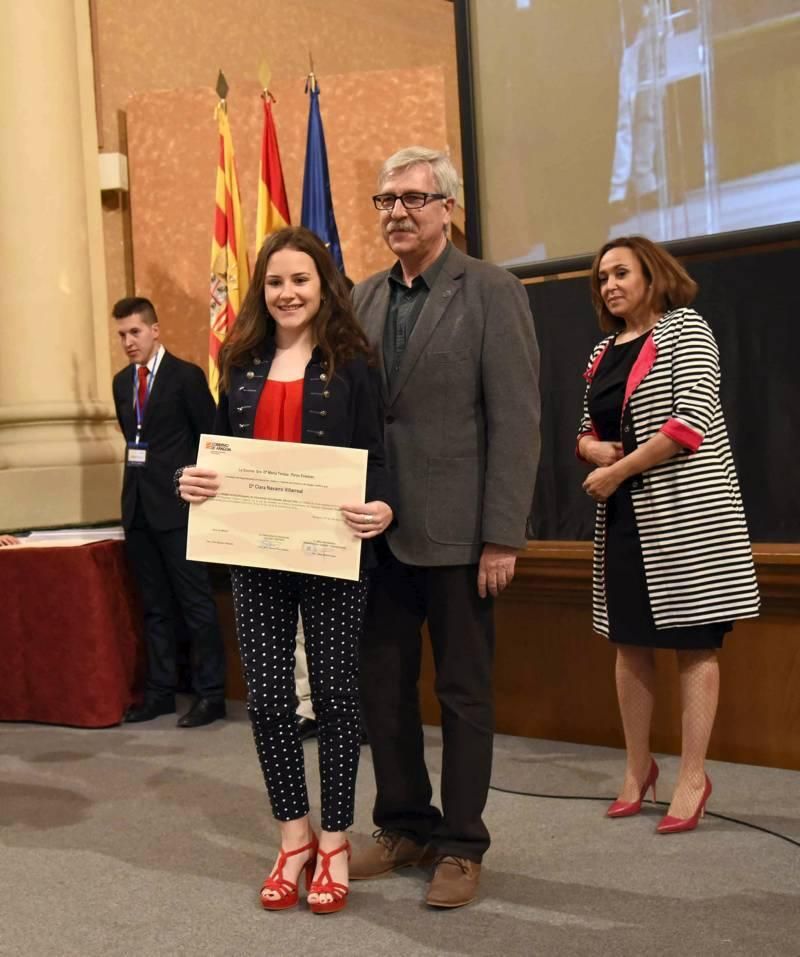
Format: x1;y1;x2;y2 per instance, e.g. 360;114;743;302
306;50;317;93
258;59;273;103
215;69;229;113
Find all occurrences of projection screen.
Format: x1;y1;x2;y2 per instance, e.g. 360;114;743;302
457;0;800;272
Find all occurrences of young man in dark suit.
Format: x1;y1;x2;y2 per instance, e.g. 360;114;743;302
112;297;226;727
350;148;541;907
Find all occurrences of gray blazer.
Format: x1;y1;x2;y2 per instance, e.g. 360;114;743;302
353;245;541;566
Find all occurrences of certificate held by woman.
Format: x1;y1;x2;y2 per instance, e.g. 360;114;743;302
186;434;367;581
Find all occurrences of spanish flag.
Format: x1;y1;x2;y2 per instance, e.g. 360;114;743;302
255;93;290;249
209;100;249;400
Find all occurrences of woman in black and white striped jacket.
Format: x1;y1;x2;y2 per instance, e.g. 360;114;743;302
577;236;759;834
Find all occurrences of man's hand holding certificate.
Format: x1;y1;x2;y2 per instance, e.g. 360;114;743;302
185;434;379;581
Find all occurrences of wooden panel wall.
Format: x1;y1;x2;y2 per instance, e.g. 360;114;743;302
217;542;800;771
94;0;461;343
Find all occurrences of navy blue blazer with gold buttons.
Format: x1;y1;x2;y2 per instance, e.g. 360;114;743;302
214;343;392;569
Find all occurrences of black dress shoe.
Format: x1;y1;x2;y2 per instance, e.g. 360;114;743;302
296;716;318;741
124;697;176;723
177;697;226;728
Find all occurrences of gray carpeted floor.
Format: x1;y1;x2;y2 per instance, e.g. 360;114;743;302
1;700;798;957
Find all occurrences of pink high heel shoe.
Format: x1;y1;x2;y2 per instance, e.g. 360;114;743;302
606;759;659;818
657;775;712;834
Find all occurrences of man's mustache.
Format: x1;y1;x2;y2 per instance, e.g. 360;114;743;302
386;222;416;234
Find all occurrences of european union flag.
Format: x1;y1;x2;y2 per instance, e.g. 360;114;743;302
301;79;344;272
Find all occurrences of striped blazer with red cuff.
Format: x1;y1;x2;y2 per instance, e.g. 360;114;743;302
577;307;760;635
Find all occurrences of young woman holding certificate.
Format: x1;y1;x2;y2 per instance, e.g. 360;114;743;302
179;226;393;914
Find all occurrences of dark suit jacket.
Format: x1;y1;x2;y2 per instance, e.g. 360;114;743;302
113;350;216;531
353;245;541;566
214;344;391;569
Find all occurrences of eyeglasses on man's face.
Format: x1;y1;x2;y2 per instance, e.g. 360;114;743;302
372;192;446;211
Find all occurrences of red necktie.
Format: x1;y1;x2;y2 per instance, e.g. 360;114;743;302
137;365;149;415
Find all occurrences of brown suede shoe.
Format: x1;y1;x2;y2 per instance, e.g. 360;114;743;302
350;829;428;880
425;855;481;908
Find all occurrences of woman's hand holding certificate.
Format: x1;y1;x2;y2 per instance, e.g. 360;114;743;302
340;501;393;539
179;467;220;503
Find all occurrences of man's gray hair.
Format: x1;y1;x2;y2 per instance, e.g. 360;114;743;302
379;147;460;200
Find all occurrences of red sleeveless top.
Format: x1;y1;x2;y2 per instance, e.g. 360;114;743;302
253;378;303;442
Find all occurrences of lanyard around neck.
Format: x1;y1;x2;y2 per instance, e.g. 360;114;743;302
134;349;161;434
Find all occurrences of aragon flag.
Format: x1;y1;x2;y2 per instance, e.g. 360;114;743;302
300;75;344;271
255;93;290;249
209;95;249;400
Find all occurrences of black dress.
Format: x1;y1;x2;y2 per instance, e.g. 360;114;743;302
587;334;728;650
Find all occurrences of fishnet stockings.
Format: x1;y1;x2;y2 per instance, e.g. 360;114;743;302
669;650;719;818
614;646;720;815
615;646;657;803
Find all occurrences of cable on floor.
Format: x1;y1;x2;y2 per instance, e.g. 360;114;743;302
488;783;800;848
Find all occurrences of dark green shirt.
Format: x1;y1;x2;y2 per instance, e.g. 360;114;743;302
383;242;452;388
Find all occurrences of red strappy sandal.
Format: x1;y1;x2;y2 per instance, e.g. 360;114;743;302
307;840;351;915
260;836;318;911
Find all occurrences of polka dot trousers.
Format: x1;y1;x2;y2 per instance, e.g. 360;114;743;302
231;566;368;832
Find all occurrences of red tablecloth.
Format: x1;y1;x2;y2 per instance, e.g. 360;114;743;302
1;540;144;727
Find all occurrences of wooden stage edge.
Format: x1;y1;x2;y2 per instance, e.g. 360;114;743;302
510;541;800;611
218;542;800;772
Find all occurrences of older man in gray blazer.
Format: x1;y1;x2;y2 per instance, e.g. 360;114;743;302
350;147;540;908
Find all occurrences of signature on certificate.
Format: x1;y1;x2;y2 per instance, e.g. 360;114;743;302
303;541;338;559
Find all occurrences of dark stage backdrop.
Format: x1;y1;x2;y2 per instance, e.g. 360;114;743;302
526;245;800;542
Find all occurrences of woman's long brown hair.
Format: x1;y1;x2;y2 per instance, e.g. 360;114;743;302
218;226;371;393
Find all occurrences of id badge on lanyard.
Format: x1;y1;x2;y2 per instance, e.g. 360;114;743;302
126;442;149;467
